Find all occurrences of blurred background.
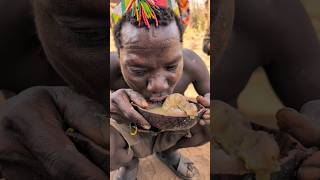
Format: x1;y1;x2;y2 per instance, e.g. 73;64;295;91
238;0;320;128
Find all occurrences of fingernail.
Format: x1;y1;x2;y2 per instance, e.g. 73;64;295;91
199;120;205;126
142;101;149;107
143;125;151;129
203;115;210;119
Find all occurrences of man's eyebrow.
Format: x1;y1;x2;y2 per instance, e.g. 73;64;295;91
165;55;182;65
48;0;105;16
124;59;148;66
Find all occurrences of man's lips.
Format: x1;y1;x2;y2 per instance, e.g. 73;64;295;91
148;95;168;102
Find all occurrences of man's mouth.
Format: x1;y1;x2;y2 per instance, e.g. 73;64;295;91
148;95;168;104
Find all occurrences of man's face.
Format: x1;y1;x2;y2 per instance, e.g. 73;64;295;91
32;0;106;102
119;22;183;103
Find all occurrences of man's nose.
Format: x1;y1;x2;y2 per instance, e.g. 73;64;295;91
147;76;169;93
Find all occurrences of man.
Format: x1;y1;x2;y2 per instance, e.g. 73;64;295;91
202;0;210;56
214;0;320;178
0;0;108;179
109;2;211;179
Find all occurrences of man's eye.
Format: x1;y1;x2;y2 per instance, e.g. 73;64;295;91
129;68;147;76
166;64;178;72
69;27;106;40
63;26;106;46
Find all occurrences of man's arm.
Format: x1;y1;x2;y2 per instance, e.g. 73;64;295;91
0;86;108;179
182;49;210;96
203;26;211;56
256;1;320;177
260;0;320;109
110;52;129;91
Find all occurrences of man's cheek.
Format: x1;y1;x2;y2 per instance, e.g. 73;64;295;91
123;73;145;91
169;71;182;86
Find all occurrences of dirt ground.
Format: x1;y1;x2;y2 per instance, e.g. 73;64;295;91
110;143;210;180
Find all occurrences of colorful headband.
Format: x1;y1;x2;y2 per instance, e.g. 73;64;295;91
111;0;190;29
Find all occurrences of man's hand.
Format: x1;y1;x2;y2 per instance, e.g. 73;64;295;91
110;89;151;129
276;107;320;180
196;93;210;125
0;86;108;180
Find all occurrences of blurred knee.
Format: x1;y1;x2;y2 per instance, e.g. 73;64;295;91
110;126;134;171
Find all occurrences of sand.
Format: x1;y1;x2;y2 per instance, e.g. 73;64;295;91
110;143;210;180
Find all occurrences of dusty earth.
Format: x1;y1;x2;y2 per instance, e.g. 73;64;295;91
110;144;210;180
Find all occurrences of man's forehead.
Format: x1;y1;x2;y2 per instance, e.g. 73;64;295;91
39;0;106;16
120;22;181;49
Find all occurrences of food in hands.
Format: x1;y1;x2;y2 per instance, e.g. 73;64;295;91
148;93;198;118
213;101;280;180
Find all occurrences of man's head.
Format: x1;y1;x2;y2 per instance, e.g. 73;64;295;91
31;0;107;102
113;8;184;102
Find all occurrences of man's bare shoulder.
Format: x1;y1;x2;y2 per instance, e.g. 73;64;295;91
182;48;208;77
110;52;129;90
110;52;121;78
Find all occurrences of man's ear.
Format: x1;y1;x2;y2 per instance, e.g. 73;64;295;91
212;0;235;61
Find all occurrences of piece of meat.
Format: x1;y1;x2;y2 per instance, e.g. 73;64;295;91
213;100;280;180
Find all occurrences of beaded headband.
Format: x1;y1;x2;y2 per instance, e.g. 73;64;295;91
111;0;190;29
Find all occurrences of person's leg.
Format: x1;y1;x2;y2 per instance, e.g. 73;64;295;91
110;126;138;179
157;124;211;179
113;158;139;180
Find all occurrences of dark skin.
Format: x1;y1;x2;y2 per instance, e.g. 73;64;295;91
0;0;108;179
214;0;320;178
109;22;211;173
1;0;107;101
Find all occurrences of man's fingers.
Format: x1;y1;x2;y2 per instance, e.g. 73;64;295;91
110;112;127;124
298;166;320;180
301;151;320;166
298;152;320;180
197;95;210;108
0;131;51;180
0;87;108;179
212;148;249;175
199;110;210;126
300;100;320;120
203;109;210;119
12;116;107;179
124;89;149;108
204;93;210;99
276;107;320;147
67;132;108;173
112;91;150;129
48;87;108;148
199;120;209;126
